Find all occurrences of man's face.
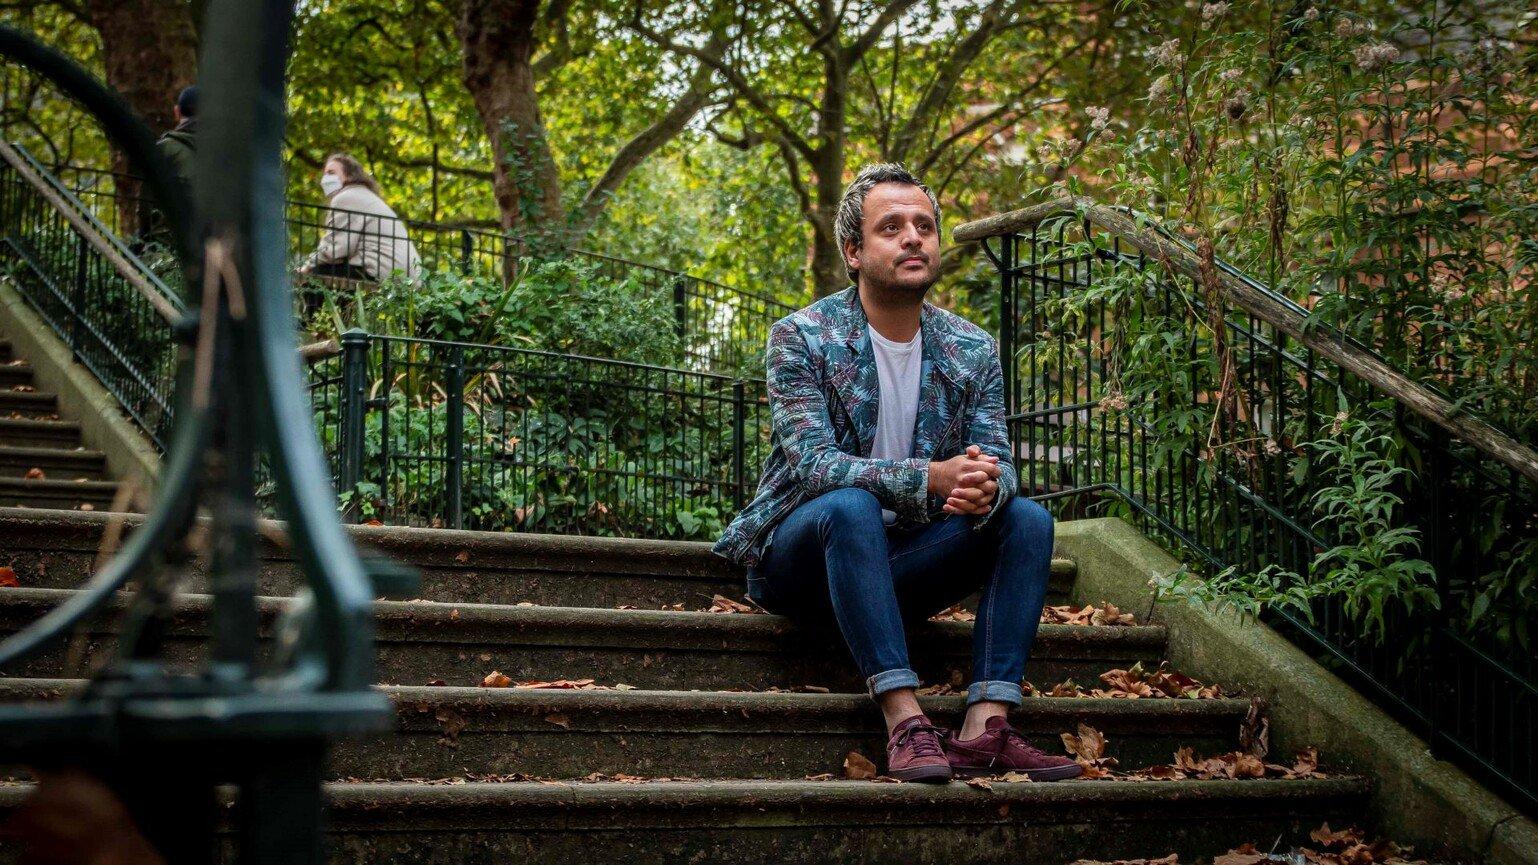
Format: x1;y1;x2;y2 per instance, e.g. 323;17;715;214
845;182;940;295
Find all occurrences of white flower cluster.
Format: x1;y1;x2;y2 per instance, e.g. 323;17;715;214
1334;17;1373;38
1303;7;1319;21
1153;38;1183;67
1219;68;1243;82
1086;106;1111;131
1353;42;1400;71
1147;74;1174;105
1201;2;1230;22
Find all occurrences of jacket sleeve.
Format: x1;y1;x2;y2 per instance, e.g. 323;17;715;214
309;199;362;266
965;344;1019;529
766;320;930;521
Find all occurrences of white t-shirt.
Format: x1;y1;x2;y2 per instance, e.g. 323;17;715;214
868;325;923;525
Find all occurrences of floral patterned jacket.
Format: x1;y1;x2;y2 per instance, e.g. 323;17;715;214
713;287;1018;568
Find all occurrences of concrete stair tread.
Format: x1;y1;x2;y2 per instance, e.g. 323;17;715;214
0;510;1078;607
0;587;1166;650
0;390;58;419
0;587;1165;691
0;445;107;479
0;477;116;490
315;775;1368;805
0;676;1255;779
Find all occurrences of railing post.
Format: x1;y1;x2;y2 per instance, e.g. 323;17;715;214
459;229;473;275
69;233;89;356
998;233;1017;415
672;275;688;342
732;380;747;510
338;329;370;523
446;345;466;530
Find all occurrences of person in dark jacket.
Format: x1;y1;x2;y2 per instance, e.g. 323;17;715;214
155;85;198;188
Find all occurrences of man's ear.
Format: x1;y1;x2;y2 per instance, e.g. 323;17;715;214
842;240;860;274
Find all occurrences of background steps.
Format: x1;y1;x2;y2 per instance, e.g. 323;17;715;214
0;445;106;480
0;418;82;449
0;477;118;510
0;389;57;419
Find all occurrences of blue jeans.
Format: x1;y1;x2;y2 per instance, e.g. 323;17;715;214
745;488;1055;707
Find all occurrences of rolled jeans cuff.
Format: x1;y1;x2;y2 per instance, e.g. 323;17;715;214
866;668;921;699
966;679;1024;707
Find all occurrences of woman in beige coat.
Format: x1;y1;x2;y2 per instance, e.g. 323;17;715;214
299;153;422;283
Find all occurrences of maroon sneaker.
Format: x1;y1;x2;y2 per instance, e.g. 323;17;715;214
885;714;954;783
945;716;1084;781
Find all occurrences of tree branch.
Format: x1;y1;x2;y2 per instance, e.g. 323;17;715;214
629;5;817;161
842;0;921;64
569;37;723;238
887;0;1015;164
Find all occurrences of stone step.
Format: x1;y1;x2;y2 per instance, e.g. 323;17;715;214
0;589;1165;691
0;678;1248;780
0;510;1077;607
0;445;106;480
0;389;59;420
0;777;1368;865
0;363;33;388
0;340;10;362
0;478;119;511
0;418;81;449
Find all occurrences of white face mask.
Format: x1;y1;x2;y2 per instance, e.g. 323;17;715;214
320;173;343;196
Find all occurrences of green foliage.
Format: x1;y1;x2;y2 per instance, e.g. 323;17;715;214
1039;0;1536;644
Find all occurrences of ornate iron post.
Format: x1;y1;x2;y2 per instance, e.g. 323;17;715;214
0;2;414;862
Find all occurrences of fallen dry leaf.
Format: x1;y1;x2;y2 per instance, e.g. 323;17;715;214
435;707;467;743
23;467;44;480
544;713;570;729
930;604;977;623
708;594;760;614
843;751;878;780
1069;856;1178;865
965;777;993;790
0;567;17;588
1042;602;1137;627
1061;722;1118;778
481;671;513;688
1212;844;1268;865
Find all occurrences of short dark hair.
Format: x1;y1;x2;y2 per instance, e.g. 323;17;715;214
833;163;941;283
176;85;199;118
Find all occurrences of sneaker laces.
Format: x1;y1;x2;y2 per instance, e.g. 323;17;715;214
997;726;1048;760
893;722;946;758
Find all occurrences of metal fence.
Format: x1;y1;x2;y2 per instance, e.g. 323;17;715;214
307;331;771;539
973;214;1536;813
56;164;793;375
0;143;182;449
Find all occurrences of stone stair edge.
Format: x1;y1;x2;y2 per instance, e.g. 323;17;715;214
0;677;1248;721
0;587;1166;650
0;508;1078;580
0;776;1372;818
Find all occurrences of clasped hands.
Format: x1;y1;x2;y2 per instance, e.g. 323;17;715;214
928;444;1000;516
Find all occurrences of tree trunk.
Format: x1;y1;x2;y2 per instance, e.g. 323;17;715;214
86;0;197;134
810;55;848;298
457;0;566;253
85;0;197;233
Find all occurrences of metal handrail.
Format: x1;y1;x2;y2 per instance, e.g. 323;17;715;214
955;196;1538;486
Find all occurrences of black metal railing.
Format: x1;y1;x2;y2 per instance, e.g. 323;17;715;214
0;141;182;449
55;164;794;375
962;207;1537;813
305;331;771;539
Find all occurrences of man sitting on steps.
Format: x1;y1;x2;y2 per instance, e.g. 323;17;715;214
714;163;1081;784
